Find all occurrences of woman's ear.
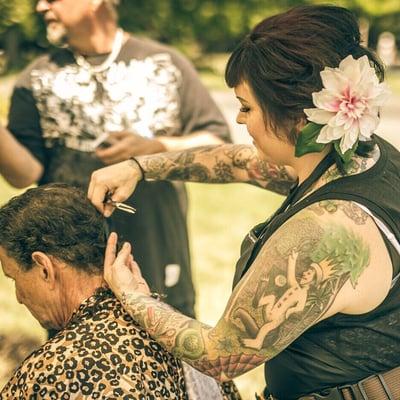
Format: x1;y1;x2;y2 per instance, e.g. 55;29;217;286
31;252;57;289
296;117;307;132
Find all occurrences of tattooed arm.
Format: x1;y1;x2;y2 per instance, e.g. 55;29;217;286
89;144;295;214
105;201;392;381
136;144;294;191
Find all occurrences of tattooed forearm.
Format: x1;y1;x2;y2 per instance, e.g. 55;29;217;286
121;293;209;360
118;204;371;381
120;291;264;381
136;144;295;194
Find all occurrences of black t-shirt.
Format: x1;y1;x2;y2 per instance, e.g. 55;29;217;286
7;35;231;316
8;35;230;186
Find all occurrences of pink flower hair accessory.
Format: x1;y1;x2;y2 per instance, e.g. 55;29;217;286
296;55;390;166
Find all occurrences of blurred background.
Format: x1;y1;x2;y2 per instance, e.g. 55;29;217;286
0;0;399;398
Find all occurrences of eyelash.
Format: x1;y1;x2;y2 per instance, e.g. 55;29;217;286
240;107;250;113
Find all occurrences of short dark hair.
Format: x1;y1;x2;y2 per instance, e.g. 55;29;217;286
0;184;107;273
225;5;384;145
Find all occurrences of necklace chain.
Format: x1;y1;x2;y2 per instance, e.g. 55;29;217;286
74;28;124;74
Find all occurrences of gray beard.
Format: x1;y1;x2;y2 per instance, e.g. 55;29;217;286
46;22;68;47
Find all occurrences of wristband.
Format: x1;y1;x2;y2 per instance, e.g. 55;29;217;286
129;157;145;181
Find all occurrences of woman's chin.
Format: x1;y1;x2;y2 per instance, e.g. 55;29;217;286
254;145;268;160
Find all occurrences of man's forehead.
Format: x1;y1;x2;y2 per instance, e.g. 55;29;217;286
0;247;17;274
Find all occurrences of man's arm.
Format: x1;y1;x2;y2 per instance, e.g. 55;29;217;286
95;129;226;165
0;125;43;188
107;201;388;381
5;68;47;188
157;130;226;151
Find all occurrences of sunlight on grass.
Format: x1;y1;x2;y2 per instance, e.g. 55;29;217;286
188;182;284;399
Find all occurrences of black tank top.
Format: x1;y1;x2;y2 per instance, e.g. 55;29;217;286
233;136;400;399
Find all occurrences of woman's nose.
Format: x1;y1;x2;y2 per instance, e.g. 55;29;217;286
236;113;245;125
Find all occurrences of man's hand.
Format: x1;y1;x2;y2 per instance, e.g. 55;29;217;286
95;130;166;165
104;232;151;300
88;158;143;216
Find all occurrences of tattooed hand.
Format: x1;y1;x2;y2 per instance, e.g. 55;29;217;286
104;232;151;299
88;144;296;216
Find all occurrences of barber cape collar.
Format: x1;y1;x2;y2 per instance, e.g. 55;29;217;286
74;28;124;74
295;55;390;167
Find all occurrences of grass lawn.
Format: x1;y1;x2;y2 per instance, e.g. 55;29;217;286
188;183;284;398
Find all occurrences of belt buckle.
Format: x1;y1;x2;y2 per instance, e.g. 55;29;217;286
338;381;368;400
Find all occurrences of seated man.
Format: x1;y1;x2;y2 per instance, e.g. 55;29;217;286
0;184;240;399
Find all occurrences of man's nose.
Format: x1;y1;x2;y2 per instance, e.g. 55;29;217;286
36;0;51;13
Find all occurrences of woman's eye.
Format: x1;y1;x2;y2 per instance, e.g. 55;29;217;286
240;107;250;113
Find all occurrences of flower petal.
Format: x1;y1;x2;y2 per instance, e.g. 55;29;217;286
339;55;362;87
312;90;341;112
316;125;344;144
320;69;348;97
304;108;335;124
340;127;359;153
368;83;391;104
359;113;379;138
334;111;351;127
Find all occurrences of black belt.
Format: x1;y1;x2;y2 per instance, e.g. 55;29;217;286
259;365;400;400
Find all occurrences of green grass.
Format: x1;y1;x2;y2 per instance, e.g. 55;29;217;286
188;183;284;398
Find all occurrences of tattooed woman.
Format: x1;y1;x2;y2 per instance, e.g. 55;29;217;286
88;5;400;400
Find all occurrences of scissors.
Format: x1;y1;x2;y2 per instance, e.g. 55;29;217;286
104;193;136;214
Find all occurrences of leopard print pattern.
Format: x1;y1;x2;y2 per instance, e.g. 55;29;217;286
1;289;188;399
1;289;241;399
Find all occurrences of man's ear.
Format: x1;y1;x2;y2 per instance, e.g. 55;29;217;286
31;252;57;289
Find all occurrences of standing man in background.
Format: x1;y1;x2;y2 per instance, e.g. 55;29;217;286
2;0;230;318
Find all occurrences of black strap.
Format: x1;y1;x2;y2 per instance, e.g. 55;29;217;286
275;151;335;216
241;151;336;280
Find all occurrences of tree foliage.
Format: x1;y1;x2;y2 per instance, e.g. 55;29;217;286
0;0;399;70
